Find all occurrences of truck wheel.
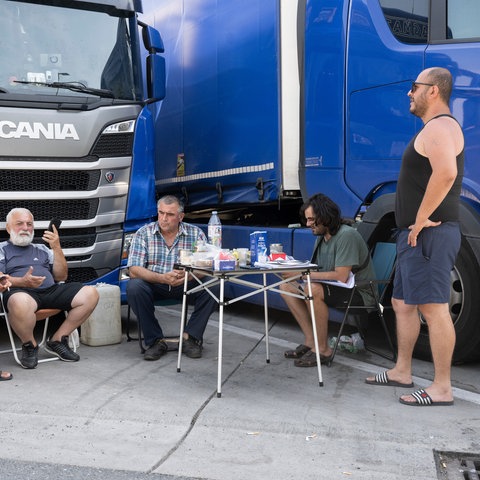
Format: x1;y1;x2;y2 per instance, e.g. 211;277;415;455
413;237;480;363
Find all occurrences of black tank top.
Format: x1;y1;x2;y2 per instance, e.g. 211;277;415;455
395;114;464;228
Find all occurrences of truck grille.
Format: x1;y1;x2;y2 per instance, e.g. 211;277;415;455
0;228;97;249
91;132;134;157
0;170;100;191
67;267;99;284
0;130;132;287
0;200;98;221
52;228;96;249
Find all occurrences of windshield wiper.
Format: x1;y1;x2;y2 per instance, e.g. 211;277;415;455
0;87;8;93
13;80;115;98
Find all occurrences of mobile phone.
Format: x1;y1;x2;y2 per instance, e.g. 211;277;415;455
48;218;62;232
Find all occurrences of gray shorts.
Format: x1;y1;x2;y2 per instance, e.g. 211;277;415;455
393;222;460;305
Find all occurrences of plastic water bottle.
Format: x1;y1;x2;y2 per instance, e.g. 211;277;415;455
208;211;222;248
328;334;364;353
339;334;364;353
350;332;364;351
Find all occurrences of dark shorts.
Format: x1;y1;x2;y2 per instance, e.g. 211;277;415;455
3;282;85;312
320;283;365;307
393;222;461;305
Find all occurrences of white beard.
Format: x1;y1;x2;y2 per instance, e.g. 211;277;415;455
10;230;34;247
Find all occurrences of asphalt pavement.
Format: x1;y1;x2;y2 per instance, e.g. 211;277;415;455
1;303;479;480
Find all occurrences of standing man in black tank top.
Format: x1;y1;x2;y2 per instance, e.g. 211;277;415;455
366;67;464;407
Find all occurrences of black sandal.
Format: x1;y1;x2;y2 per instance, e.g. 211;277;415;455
284;344;311;359
294;350;333;367
0;370;13;381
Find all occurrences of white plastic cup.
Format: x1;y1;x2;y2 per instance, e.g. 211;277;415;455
237;248;249;267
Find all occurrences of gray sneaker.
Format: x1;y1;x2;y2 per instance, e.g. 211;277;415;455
21;341;39;369
45;335;80;362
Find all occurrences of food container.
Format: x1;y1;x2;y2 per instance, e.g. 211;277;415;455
191;252;214;268
214;259;236;271
270;243;283;253
179;249;192;265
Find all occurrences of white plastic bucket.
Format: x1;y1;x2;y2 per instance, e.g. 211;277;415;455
80;283;122;346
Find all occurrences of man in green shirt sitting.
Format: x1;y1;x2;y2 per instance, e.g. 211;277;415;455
280;193;375;367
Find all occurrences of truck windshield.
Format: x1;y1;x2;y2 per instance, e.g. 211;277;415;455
0;0;141;101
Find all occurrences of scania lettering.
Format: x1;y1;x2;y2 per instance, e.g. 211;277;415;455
0;121;80;140
144;0;480;363
0;1;165;297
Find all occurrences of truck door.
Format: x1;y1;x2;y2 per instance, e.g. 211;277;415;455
343;0;428;216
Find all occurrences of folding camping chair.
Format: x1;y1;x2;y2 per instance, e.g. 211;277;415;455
327;242;397;366
0;293;76;366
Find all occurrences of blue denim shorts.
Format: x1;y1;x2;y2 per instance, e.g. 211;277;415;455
393;222;461;305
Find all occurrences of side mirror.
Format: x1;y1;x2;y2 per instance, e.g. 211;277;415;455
147;54;166;101
142;25;164;54
139;23;166;101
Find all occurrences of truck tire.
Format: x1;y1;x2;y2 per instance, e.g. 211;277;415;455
413;237;480;363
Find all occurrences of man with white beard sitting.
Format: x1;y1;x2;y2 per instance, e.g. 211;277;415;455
0;208;99;369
